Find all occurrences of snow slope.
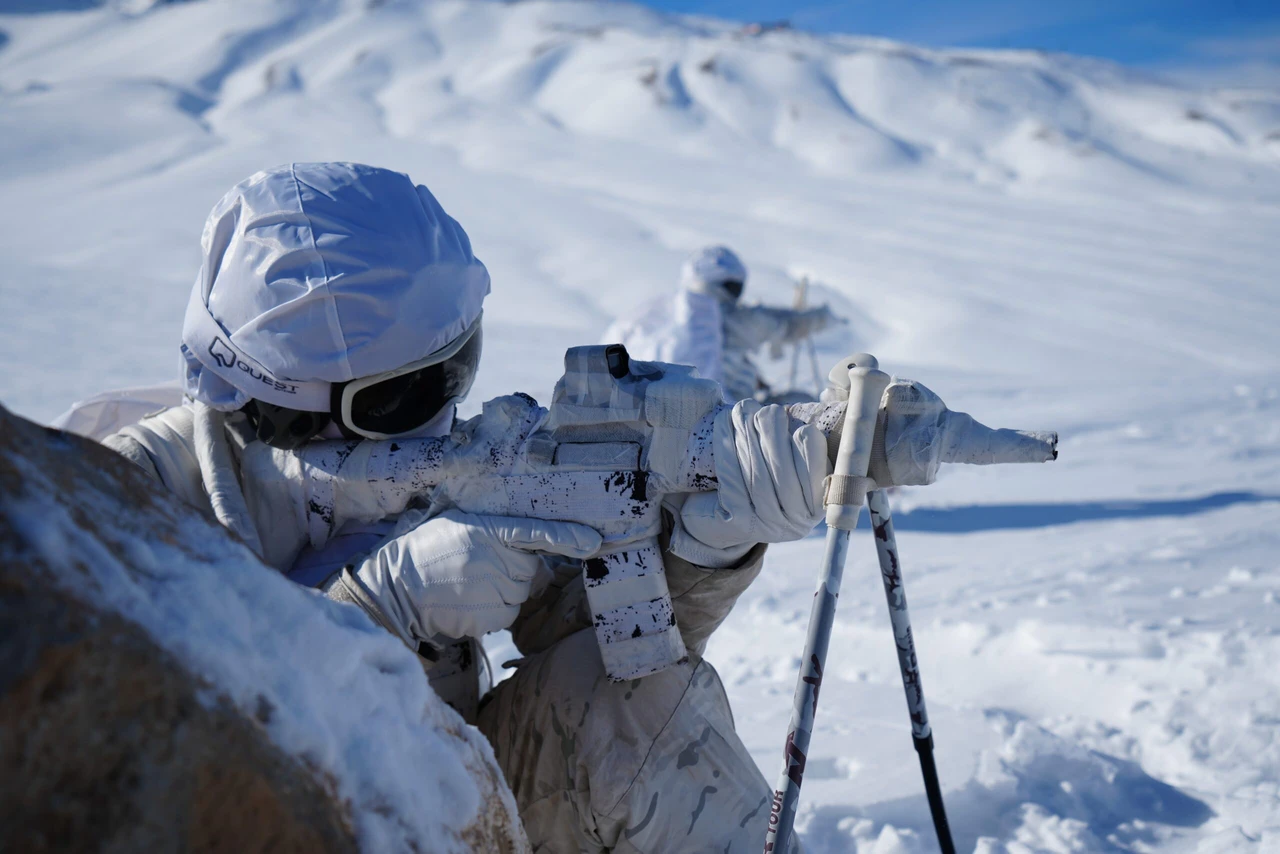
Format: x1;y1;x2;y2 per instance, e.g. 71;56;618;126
1;1;1278;851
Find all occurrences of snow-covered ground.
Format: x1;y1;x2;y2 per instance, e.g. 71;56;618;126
2;1;1277;850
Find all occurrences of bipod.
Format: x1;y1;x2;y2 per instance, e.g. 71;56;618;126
764;354;955;854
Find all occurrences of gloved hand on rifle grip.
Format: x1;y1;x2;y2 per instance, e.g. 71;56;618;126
324;508;602;649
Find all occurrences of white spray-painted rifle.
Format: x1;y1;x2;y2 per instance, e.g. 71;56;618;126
242;344;1056;687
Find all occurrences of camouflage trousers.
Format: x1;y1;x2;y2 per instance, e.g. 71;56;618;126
477;628;778;853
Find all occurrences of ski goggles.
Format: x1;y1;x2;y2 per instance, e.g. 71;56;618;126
334;315;482;441
243;315;482;449
721;279;744;299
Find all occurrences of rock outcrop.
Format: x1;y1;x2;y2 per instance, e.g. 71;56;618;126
0;405;528;853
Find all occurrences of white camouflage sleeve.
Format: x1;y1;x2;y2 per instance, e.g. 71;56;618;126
101;432;163;482
733;304;837;348
661;516;767;658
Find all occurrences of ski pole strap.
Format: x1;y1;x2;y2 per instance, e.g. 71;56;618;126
822;473;874;509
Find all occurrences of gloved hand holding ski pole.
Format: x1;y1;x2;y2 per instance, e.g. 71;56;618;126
240;344;1056;685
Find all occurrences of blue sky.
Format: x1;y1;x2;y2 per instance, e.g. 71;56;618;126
636;0;1280;85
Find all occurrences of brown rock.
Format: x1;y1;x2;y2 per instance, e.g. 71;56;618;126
0;573;358;854
0;404;359;853
0;404;528;853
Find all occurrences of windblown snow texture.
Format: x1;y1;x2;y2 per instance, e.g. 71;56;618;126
1;1;1278;851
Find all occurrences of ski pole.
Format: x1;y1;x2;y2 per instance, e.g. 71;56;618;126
866;488;956;854
764;354;890;854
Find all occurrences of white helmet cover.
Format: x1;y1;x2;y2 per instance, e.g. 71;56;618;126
181;162;490;411
680;245;747;302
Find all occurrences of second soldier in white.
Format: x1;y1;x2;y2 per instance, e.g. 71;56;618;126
604;245;844;404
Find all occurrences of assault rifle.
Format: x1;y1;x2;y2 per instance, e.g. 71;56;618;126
242;344;1056;687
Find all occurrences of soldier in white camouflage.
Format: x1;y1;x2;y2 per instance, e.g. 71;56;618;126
98;163;826;852
604;245;843;404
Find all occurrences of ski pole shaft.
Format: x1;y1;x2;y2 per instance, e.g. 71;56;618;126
766;524;849;854
765;355;890;854
866;489;955;854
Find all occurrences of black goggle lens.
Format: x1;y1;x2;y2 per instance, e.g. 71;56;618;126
344;327;482;436
722;279;744;299
245;327;482;448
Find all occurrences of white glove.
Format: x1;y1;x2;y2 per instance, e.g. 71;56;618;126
330;508;602;646
674;401;830;561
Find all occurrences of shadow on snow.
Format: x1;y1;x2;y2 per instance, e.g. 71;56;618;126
883;491;1278;534
800;720;1214;852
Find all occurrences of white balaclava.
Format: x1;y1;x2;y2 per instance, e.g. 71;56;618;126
680;245;747;303
181;161;490;413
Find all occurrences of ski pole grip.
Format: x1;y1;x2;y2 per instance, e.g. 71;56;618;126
824;354;891;531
